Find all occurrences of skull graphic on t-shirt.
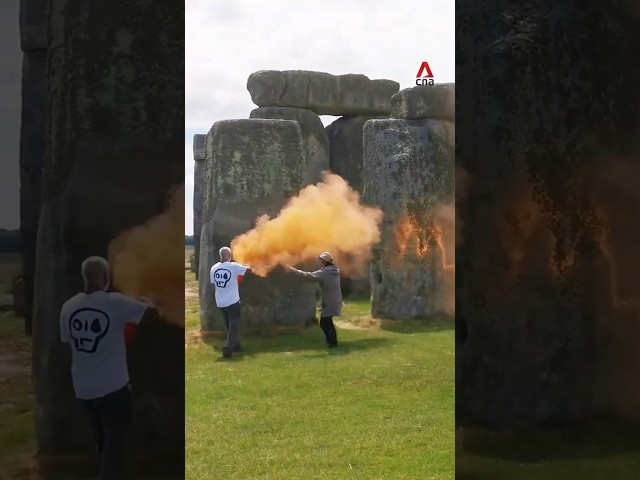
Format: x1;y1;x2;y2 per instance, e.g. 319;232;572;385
69;308;110;353
213;268;232;288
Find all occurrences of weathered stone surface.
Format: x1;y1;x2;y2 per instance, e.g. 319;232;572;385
456;0;640;427
247;70;400;116
193;134;206;279
19;0;48;50
193;133;206;161
199;119;317;330
12;276;26;318
390;84;455;120
32;0;184;462
250;107;329;184
20;50;47;335
362;119;454;319
326;116;385;194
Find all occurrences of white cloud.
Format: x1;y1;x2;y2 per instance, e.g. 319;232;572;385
185;0;454;234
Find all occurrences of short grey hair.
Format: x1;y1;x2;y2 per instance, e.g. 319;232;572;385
219;247;231;257
81;256;110;279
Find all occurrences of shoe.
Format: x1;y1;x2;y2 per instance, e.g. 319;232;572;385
222;347;233;358
327;343;338;348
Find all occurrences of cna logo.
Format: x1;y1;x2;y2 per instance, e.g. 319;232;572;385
416;61;434;86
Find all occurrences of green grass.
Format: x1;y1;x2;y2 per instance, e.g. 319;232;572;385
0;254;32;474
0;315;34;479
185;244;194;262
0;252;21;290
185;267;455;480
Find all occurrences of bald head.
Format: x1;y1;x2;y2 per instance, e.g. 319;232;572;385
219;247;231;262
81;256;110;292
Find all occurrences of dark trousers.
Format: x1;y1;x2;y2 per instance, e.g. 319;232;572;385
320;316;338;346
82;385;132;480
220;301;241;354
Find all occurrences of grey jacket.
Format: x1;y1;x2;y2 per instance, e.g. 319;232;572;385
289;264;342;317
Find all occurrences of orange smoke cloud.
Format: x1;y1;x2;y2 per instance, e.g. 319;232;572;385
230;173;383;276
107;184;185;326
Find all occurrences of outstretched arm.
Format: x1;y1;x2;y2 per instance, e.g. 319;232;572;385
285;265;322;282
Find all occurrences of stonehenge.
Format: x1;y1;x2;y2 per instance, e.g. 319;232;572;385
247;70;399;116
250;107;329;184
198;119;317;330
456;0;640;426
19;0;48;336
192;134;206;279
325;116;385;198
195;70;455;328
21;0;184;463
390;83;455;121
362;86;455;319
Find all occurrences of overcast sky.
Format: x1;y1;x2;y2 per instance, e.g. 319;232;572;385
185;0;455;235
0;0;21;230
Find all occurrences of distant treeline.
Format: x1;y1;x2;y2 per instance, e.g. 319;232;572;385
185;235;195;246
0;229;22;253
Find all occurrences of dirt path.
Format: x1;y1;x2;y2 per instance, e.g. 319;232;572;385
0;353;30;379
185;287;197;299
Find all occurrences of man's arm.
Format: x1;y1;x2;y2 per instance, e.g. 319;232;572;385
120;297;160;345
232;262;251;282
232;262;251;274
285;265;322;282
113;293;156;326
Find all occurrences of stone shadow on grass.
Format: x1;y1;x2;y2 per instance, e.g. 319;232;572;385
34;455;182;480
378;316;454;335
458;419;640;464
203;328;390;361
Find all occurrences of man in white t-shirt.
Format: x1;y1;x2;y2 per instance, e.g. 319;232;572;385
210;246;251;358
59;256;157;480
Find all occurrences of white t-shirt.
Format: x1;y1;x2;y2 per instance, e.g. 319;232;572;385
210;261;249;307
59;291;148;400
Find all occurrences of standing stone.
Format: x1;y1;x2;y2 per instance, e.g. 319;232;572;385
247;70;400;116
456;0;640;426
19;52;47;336
199;119;317;331
325;116;387;194
19;0;48;336
19;0;48;51
32;0;184;463
250;107;329;184
12;276;26;318
390;84;455;121
193;134;206;279
363;119;454;319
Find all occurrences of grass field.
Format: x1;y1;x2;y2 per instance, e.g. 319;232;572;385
184;259;456;479
0;253;34;478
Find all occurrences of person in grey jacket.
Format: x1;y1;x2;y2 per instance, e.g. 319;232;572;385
286;251;342;347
